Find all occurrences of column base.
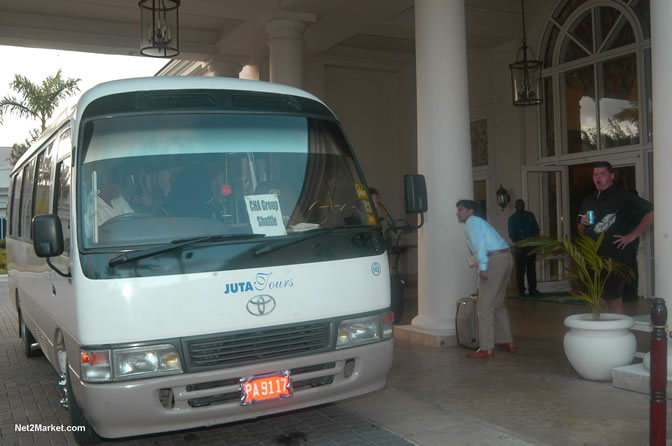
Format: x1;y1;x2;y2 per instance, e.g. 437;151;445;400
612;363;672;399
394;325;456;347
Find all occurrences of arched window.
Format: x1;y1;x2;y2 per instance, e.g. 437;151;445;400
540;0;650;158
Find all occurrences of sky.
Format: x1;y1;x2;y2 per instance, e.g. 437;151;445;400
0;45;168;147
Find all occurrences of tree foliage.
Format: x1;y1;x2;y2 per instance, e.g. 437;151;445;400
9;128;41;166
579;102;640;151
0;69;80;165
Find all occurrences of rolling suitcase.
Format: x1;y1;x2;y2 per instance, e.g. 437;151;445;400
455;294;479;349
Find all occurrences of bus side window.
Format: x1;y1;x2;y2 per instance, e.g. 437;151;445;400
9;172;21;237
33;143;55;219
53;158;71;255
57;127;72;159
19;159;36;240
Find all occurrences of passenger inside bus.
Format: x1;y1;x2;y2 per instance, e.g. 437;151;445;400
123;167;173;215
163;163;213;218
97;174;134;226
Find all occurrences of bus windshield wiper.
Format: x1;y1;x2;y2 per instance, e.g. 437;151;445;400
254;224;369;256
108;233;266;268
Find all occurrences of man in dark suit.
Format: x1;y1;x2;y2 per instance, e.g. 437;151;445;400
508;199;540;297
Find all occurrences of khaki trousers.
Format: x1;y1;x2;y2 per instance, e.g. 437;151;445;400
476;252;513;350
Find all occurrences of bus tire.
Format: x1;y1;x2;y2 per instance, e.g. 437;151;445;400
66;367;101;444
19;310;39;358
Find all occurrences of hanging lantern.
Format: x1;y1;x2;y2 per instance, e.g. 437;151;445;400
139;0;180;58
509;0;542;106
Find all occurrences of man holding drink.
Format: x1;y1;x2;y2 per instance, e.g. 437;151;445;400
578;161;654;313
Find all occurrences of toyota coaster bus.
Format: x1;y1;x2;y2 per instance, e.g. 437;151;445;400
8;77;427;443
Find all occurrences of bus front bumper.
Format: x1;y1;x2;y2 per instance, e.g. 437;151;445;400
70;339;393;439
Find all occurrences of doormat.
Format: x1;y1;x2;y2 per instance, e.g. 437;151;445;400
508;292;584;305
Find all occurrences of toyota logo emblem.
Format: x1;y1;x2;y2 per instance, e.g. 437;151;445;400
246;295;276;316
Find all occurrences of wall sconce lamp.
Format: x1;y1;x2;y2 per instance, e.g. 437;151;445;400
139;0;180;58
509;0;542;106
496;185;511;210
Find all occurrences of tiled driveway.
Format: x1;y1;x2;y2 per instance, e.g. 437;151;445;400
0;281;413;446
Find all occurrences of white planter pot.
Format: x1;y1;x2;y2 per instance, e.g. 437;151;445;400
563;313;636;381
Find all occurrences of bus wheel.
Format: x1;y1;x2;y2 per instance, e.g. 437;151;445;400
65;366;101;444
19;311;39;358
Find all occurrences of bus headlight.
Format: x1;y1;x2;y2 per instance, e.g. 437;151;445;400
80;345;183;382
113;345;182;380
336;315;381;349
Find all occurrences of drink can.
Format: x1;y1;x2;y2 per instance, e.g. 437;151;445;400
587;210;595;225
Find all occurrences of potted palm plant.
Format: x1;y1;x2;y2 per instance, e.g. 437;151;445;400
517;233;636;381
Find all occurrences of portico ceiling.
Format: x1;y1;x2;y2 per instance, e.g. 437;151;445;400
0;0;551;63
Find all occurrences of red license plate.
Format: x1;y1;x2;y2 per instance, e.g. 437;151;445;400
240;372;293;405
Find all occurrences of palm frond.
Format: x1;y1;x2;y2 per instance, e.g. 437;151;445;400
1;70;80;153
0;97;35;120
514;232;633;319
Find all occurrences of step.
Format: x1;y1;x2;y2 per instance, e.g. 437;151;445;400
631;314;652;333
612;363;672;399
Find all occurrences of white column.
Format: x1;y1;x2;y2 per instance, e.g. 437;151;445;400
651;0;672;334
411;0;474;336
652;0;672;310
206;58;243;78
240;64;260;81
265;19;307;88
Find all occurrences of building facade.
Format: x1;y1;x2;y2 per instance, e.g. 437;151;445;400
0;0;668;342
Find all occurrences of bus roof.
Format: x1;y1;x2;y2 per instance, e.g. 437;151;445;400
75;76;327;123
12;77;330;174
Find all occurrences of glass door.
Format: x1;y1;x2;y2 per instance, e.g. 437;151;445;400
609;157;648;300
522;166;570;288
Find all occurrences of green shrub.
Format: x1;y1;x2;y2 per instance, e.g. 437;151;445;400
0;247;6;274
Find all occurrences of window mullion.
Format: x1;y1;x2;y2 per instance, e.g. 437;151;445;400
566;33;593;57
594;62;601;151
637;48;648;144
555;72;563;156
598;13;625;54
594;6;601;51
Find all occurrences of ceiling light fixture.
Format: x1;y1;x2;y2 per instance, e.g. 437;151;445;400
509;0;542;106
139;0;180;58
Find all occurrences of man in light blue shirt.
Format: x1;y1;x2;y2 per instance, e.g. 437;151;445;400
456;200;515;358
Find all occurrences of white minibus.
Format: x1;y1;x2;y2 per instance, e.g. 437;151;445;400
8;77;426;444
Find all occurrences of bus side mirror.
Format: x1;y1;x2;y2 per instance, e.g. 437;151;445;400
404;174;428;214
33;214;64;258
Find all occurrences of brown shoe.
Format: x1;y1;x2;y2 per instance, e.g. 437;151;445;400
466;349;494;358
497;342;516;353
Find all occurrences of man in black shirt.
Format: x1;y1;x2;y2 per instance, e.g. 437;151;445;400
508;199;540;297
578;161;654;313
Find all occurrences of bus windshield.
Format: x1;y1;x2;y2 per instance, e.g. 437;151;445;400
79;113;374;249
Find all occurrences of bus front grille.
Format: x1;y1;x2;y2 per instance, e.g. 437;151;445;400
182;322;332;371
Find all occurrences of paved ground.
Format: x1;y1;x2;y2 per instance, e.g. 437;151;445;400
0;280;413;446
2;277;669;446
